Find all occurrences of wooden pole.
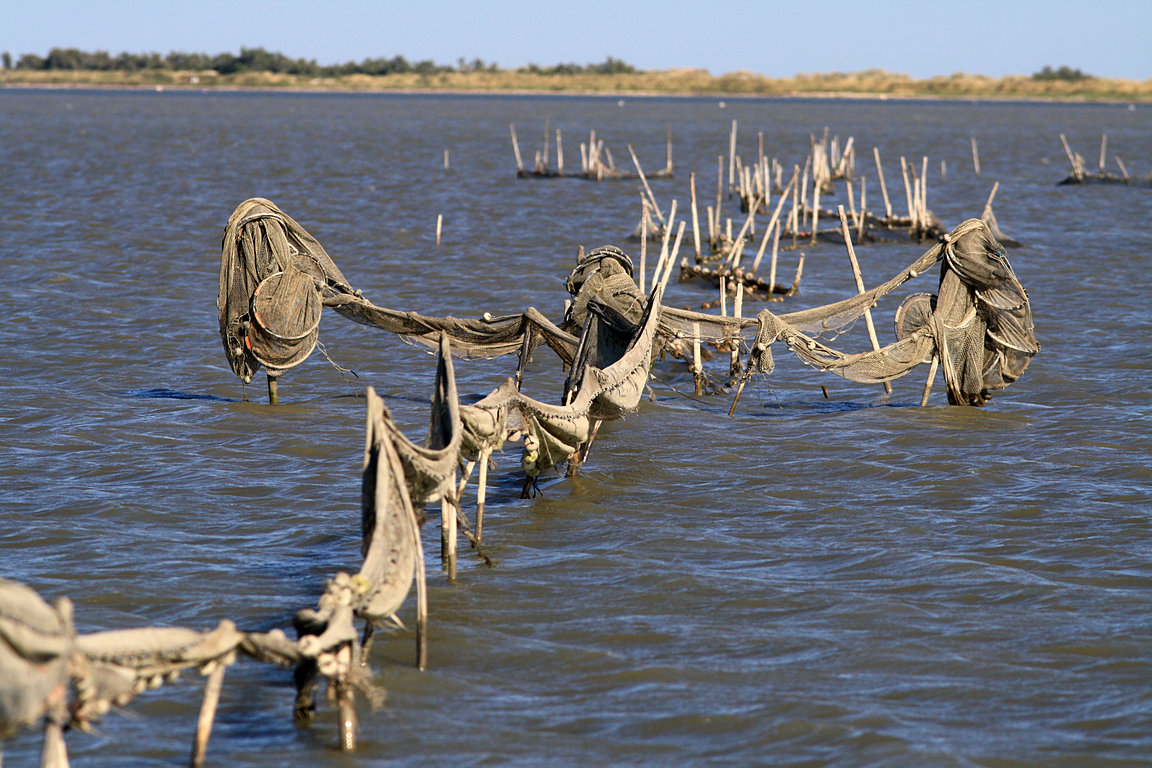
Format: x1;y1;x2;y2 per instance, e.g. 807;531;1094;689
971;136;981;176
900;156;914;229
556;129;564;175
768;219;782;295
190;665;226;768
267;374;278;405
857;177;867;243
413;519;428;670
692;321;703;395
628;144;665;225
715;155;724;228
475;447;489;542
659;221;686;295
509;124;523;172
336;678;357;752
443;148;449;173
1098;134;1107;173
690;172;702;261
751;168;797;273
920;355;939;406
666;125;674;173
920;155;929;227
728;120;738;195
873;147;893;222
1116;156;1130;182
982;181;1000;219
651;200;677;290
838;206;891;395
441;492;457;581
639;200;648;294
435;214;443;245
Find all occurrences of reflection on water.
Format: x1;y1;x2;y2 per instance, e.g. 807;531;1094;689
1;89;1151;767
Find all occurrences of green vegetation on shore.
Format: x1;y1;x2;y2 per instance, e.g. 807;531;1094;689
2;47;1148;102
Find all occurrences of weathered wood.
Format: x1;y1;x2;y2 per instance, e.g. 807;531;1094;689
874;147;893;220
690;172;702;261
190;665;226;768
971;136;981;176
838;206;891;395
921;355;940;406
510;124;523;172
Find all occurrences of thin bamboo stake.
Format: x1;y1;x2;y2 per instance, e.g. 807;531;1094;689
475;447;490;542
971;136;981;176
719;275;727;316
715;155;724;228
659;221;686;294
900;156;914;229
728;119;738;194
441;492;457;581
435;214;443;245
1116;155;1130;182
809;173;821;245
628;144;665;225
857;177;867;243
982;181;1000;219
920;155;929;226
190;665;226;768
920;355;940;406
1099;134;1107;173
509;124;523;172
666;125;673;173
692;321;703;395
751;168;798;273
542;114;550;168
874;147;893;221
651;200;678;289
706;204;715;248
1059;134;1082;178
639;202;648;294
336;679;357;752
413;517;428;670
556;129;564;174
838;206;892;395
768;219;782;295
267;375;278;405
690;172;702;261
580;142;588;175
443;149;450;173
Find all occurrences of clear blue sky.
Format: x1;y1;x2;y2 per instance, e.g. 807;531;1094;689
2;0;1149;80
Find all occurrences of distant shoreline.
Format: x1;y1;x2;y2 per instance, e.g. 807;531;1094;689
3;69;1149;104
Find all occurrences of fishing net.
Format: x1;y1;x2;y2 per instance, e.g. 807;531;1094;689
659;218;1037;404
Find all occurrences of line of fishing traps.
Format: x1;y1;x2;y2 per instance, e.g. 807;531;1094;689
1;198;1038;764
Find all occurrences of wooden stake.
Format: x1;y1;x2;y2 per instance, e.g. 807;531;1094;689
651;200;678;289
435;214;443;245
336;679;357;752
838;206;891;395
900;156;914;229
1098;134;1107;173
639;202;648;294
751;168;798;273
556;129;564;175
971;136;981;176
267;374;278;406
874;147;893;221
728;119;738;194
659;221;686;294
628;144;665;225
920;355;939;406
715;156;724;228
509;124;523;172
857;177;867;243
690;172;702;261
441;492;457;581
190;665;226;768
982;181;1000;219
666;125;674;173
443;149;450;173
476;447;489;542
768;219;781;295
692;321;703;395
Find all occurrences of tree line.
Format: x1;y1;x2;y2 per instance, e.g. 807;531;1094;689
0;47;637;77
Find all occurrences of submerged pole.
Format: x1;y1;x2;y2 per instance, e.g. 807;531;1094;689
190;665;226;768
267;374;278;405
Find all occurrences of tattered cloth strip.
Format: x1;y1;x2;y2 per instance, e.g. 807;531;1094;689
658;219;1038;405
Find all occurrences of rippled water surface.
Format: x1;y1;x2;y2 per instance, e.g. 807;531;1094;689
2;89;1151;767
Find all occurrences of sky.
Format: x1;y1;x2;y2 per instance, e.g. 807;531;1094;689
2;0;1149;80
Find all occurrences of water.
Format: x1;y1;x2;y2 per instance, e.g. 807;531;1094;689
2;88;1151;767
